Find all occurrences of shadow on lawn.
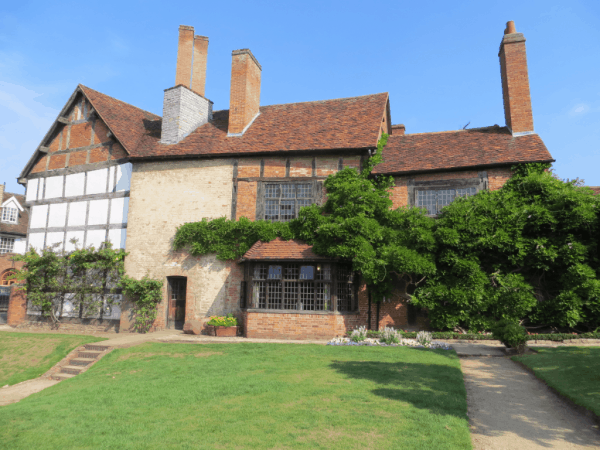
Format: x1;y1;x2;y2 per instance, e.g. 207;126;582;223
329;358;467;419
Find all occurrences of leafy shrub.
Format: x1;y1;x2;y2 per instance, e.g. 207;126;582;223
492;319;527;352
207;314;238;327
120;275;163;333
350;326;367;342
416;331;433;347
380;327;401;344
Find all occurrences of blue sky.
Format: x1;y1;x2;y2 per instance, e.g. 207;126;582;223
1;0;599;194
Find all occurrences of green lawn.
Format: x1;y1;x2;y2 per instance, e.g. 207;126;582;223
0;343;471;450
514;346;600;417
0;331;107;386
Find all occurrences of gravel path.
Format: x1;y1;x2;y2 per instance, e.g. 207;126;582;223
461;357;600;449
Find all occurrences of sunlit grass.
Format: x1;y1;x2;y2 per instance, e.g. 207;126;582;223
0;331;106;386
514;346;600;417
0;343;471;449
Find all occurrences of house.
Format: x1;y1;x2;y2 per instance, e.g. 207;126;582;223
0;183;29;323
11;21;552;337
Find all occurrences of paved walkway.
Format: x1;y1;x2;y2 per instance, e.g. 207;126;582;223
459;350;600;449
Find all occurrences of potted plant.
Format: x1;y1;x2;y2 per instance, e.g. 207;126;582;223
207;314;239;337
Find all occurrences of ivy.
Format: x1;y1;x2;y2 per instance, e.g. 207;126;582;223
119;275;163;333
13;242;126;325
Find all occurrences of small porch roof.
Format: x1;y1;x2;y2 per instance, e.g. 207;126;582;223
243;238;330;261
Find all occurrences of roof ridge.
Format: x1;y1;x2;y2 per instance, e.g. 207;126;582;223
79;84;161;119
209;93;388;116
401;125;508;137
260;92;388;109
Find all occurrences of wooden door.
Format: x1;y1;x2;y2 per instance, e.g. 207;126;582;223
167;277;187;330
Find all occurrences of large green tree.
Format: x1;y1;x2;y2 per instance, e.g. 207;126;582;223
412;164;600;331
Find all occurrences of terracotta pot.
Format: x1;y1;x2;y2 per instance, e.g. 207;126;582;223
214;326;238;337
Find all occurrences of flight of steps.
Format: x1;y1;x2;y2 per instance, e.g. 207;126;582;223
51;343;111;381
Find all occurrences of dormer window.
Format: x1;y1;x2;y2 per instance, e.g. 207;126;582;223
1;206;17;224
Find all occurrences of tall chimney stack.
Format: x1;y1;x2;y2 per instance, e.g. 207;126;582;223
228;49;262;136
499;21;534;136
161;25;212;145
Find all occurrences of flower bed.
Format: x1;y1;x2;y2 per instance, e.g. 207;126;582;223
346;330;600;342
331;327;452;350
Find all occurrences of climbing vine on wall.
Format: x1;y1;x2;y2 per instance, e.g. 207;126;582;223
13;242;126;325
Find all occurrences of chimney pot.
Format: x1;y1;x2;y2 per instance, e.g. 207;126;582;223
504;20;517;35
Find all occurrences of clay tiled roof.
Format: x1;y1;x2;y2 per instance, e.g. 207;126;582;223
588;187;600;195
1;192;28;237
80;86;388;158
243;238;330;260
372;125;554;175
80;85;162;155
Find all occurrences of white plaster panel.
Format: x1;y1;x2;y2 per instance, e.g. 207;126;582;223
13;238;25;254
30;204;49;228
44;176;64;199
65;173;85;197
110;197;129;224
68;202;87;227
28;233;45;251
65;231;85;252
88;199;109;225
108;228;127;249
26;179;39;202
48;203;68;228
86;168;108;195
108;166;116;193
115;163;132;192
46;232;65;250
85;229;107;249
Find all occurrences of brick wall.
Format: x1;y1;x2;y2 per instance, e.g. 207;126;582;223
7;285;27;326
389;167;513;209
243;281;409;340
123;158;239;332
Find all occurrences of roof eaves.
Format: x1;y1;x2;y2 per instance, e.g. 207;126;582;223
373;158;556;176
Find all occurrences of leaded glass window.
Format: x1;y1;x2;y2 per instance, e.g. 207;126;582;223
262;183;315;222
416;187;477;215
247;262;356;313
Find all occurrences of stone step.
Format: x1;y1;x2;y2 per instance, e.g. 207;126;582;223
78;350;103;359
70;357;96;366
84;344;110;352
61;365;84;375
52;372;76;381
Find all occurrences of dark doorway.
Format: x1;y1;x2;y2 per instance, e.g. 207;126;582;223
167;277;187;330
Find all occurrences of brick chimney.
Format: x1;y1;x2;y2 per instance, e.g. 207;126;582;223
392;124;405;135
499;21;534;136
0;183;5;204
228;49;262;136
161;25;213;144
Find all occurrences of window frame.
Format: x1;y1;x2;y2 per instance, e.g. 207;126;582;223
256;181;323;222
407;174;488;216
243;261;359;314
1;206;18;224
0;236;15;254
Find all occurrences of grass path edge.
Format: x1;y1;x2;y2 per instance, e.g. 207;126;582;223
510;356;600;428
